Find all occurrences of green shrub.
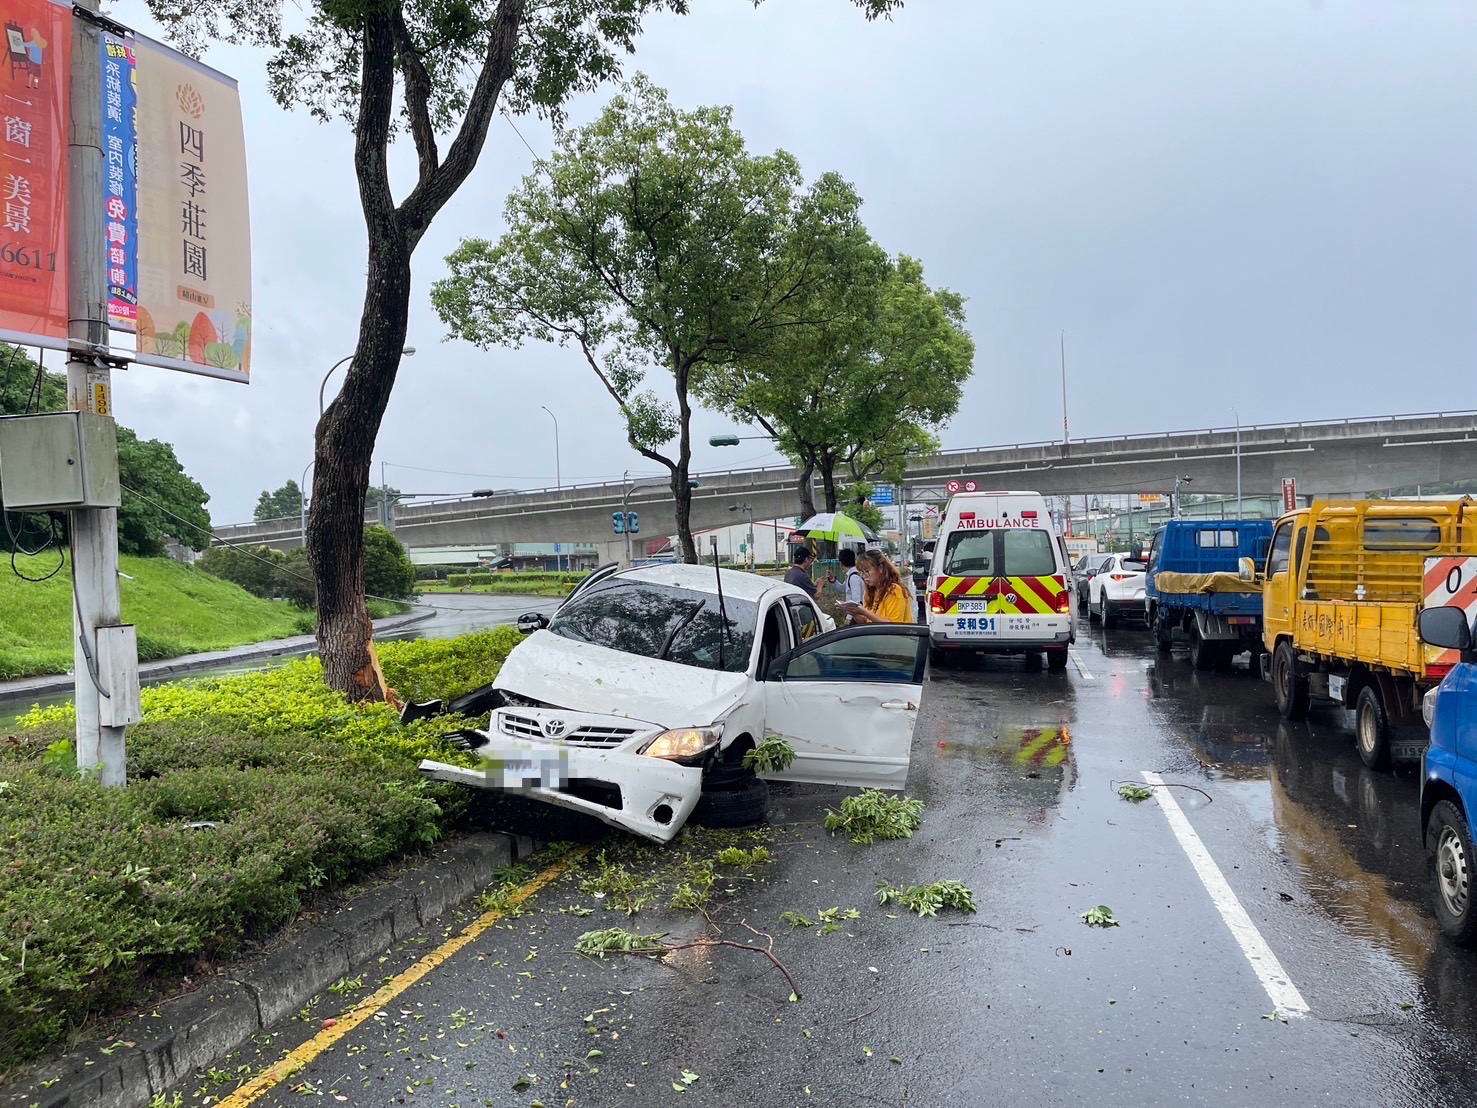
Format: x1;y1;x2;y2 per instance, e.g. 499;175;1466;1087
447;574;470;587
364;526;416;601
0;626;524;1066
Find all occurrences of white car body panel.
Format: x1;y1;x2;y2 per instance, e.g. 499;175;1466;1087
762;680;916;790
418;564;917;843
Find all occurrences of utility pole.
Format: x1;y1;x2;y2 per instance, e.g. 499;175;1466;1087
1232;408;1242;520
1060;331;1069;449
622;470;632;565
69;0;134;785
379;460;391;530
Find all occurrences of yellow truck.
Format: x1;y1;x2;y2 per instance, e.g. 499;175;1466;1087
1262;498;1477;769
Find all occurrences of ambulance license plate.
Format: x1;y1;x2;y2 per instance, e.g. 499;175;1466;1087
956;599;987;613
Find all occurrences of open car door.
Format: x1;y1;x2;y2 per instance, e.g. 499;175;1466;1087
760;624;928;790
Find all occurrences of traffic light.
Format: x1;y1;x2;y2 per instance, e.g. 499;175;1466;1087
628;511;639;534
709;435;740;447
612;512;625;534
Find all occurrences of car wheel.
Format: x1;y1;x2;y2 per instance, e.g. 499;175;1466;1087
1024;651;1044;671
1046;647;1069;671
1273;640;1309;720
929;646;948;669
692;777;769;828
1355;685;1390;771
1429;799;1477;945
705;754;757;789
1087;594;1100;624
1101;597;1118;630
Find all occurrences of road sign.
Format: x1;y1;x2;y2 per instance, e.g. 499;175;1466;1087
946;480;961;494
553;542;561;553
1424;556;1477;667
871;485;895;506
1282;477;1297;513
964;480;978;492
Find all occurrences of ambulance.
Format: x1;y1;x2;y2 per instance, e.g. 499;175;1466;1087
925;491;1076;669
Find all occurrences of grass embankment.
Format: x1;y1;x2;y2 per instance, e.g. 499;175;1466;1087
417;570;588;598
0;553;317;680
0;626;521;1069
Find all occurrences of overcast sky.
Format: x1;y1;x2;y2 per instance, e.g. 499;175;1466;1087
105;0;1477;524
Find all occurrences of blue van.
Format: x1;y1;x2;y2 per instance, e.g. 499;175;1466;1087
1417;604;1477;944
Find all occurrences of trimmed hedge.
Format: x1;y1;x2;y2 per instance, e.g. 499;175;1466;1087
0;626;521;1067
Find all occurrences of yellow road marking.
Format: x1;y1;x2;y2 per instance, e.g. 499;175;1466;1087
217;850;584;1107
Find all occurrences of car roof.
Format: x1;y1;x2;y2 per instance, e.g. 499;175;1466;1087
611;562;785;603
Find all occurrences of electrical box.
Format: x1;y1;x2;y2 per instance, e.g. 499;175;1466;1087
95;624;143;727
0;412;120;511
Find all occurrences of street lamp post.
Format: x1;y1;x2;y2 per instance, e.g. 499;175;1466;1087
541;406;561;488
300;459;313;545
730;503;754;568
318;346;416;417
1232;408;1242;520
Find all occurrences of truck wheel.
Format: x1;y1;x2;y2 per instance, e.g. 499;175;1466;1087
1273;641;1309;720
1355;685;1391;771
1046;647;1069;671
1429;799;1477;945
1190;629;1217;671
1154;610;1173;653
1214;645;1237;673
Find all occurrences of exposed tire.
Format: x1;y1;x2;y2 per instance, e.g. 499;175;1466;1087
692;777;769;828
1046;647;1069;671
1355;685;1391;771
704;756;756;789
1429;799;1477;945
1154;610;1174;653
1190;628;1217;671
1273;641;1309;720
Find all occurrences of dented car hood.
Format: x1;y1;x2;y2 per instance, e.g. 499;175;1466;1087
493;630;749;727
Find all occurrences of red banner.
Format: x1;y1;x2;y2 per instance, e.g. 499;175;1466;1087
0;0;70;349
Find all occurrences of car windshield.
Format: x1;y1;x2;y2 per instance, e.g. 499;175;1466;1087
547;580;757;674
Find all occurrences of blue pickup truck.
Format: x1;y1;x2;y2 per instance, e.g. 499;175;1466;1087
1417;604;1477;945
1144;520;1275;672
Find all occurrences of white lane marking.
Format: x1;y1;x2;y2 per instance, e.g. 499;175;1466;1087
1070;652;1095;680
1142;770;1310;1018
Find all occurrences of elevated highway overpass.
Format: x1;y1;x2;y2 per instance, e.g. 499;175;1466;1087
214;410;1477;560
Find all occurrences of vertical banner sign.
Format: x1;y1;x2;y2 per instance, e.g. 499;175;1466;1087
1282;477;1297;513
0;0;70;349
100;31;137;330
133;35;250;382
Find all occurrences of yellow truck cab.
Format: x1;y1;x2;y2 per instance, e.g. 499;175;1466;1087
1262;498;1477;769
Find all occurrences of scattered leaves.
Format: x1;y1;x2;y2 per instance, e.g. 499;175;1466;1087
573;928;666;957
876;880;977;917
1118;783;1153;803
1080;905;1119;928
824;790;925;844
743;736;797;774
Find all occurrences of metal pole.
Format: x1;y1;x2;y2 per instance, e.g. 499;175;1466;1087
541;405;560;488
1233;408;1242;520
68;1;130;786
319;353;354;417
1060;331;1068;447
622;470;632;565
300;459;313;545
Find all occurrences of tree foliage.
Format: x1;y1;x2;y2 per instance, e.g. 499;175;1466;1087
1;346;212;556
198;544;287;599
254;480;304;522
363;525;416;599
144;0;904;696
434;75;819;562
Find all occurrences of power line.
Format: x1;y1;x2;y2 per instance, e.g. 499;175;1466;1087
501;109;540;160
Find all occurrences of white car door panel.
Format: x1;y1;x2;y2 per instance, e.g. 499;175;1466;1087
760;625;927;790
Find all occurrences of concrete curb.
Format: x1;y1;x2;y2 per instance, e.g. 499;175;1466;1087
0;608;437;704
12;831;533;1108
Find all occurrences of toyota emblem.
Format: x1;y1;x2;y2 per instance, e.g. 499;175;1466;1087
543;719;567;738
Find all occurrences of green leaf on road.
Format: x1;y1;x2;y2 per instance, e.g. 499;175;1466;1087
1118;783;1154;803
1080;905;1119;928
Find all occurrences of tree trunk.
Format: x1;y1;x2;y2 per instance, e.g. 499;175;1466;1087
672;361;699;563
308;251;413;701
819;459;838;513
797;457;817;521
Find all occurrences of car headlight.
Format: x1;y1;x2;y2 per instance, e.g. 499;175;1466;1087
641;727;722;762
1423;686;1440;730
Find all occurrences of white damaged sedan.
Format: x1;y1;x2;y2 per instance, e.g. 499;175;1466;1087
417;563;929;843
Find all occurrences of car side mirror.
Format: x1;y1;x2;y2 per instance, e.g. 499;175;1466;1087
1419;606;1474;653
517;612;550;635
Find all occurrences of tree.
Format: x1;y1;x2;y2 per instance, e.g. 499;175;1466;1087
254;480;304;522
434;76;822;562
364;525;417;599
151;0;901;699
199;543;287;598
703;247;973;515
1;347;212;557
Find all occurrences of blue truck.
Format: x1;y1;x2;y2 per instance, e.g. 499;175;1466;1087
1144;520;1276;672
1417;603;1477;944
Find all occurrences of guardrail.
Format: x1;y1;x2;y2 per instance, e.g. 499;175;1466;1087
215;409;1477;530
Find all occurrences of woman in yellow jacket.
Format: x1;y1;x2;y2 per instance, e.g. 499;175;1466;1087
838;550;914;624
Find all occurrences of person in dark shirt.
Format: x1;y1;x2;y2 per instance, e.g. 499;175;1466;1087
784;547;818;598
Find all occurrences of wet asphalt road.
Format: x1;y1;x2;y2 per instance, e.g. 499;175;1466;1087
202;622;1477;1108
